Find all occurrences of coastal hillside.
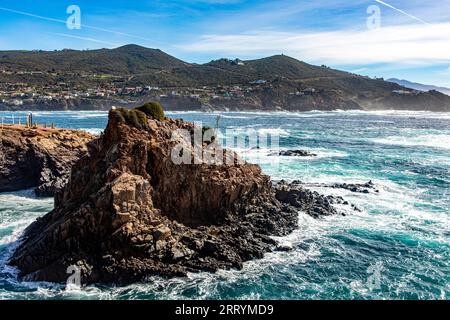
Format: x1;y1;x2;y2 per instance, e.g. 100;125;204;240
1;44;450;111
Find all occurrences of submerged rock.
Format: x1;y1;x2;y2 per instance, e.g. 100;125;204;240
0;125;94;196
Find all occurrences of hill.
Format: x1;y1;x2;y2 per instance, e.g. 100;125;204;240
387;78;450;96
1;44;450;112
0;44;189;74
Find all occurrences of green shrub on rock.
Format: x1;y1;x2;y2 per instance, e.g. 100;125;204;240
111;108;127;123
134;110;148;128
136;102;165;121
111;108;148;129
125;110;143;129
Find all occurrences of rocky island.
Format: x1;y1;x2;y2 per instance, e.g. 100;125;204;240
8;104;350;285
0;125;93;196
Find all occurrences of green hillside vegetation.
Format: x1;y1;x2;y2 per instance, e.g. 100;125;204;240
1;44;450;112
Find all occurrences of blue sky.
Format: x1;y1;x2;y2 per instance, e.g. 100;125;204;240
1;0;450;86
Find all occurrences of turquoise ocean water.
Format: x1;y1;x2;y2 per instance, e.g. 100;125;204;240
0;110;449;300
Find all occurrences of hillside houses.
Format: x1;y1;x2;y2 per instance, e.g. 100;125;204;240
0;69;277;108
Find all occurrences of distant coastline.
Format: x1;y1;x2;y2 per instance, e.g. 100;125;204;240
2;45;450;113
2;104;450;113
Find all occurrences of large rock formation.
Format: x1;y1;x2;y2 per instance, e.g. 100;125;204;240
9;111;345;285
0;125;94;196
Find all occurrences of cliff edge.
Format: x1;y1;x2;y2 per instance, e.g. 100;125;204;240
0;125;93;196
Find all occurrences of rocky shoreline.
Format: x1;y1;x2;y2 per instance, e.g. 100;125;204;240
0;125;94;196
5;107;363;285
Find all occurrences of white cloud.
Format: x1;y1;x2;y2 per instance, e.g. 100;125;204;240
178;22;450;66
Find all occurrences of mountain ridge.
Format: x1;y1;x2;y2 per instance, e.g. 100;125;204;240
387;78;450;96
1;44;450;112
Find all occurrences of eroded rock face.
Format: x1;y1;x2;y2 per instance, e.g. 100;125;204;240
9;112;302;284
0;126;94;196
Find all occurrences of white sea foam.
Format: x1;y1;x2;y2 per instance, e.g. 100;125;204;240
78;128;104;135
307;148;348;159
372;134;450;150
0;190;53;277
261;148;348;163
256;128;290;137
215;114;252;119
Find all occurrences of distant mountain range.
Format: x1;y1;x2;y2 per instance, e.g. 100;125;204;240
387;78;450;96
1;44;450;112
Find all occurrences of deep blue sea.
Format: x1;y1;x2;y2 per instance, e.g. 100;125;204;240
0;110;449;300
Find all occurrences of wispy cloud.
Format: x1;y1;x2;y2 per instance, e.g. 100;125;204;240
179;22;450;65
0;6;163;44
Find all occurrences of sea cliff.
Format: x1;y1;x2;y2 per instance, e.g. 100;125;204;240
0;125;93;196
9;109;350;285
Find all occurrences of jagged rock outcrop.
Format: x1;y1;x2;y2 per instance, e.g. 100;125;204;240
0;125;94;196
274;180;358;218
9;112;349;285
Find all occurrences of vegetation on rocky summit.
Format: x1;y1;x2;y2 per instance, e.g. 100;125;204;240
136;101;165;121
112;107;149;129
110;102;166;129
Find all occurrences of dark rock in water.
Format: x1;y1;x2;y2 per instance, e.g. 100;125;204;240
298;180;379;194
330;181;379;193
274;181;347;218
275;244;293;252
0;126;94;196
275;150;317;157
9;111;308;285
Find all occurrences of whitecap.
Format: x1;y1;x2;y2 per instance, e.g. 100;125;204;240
372;134;450;150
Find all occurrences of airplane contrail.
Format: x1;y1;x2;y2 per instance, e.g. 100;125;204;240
374;0;431;25
0;6;166;45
